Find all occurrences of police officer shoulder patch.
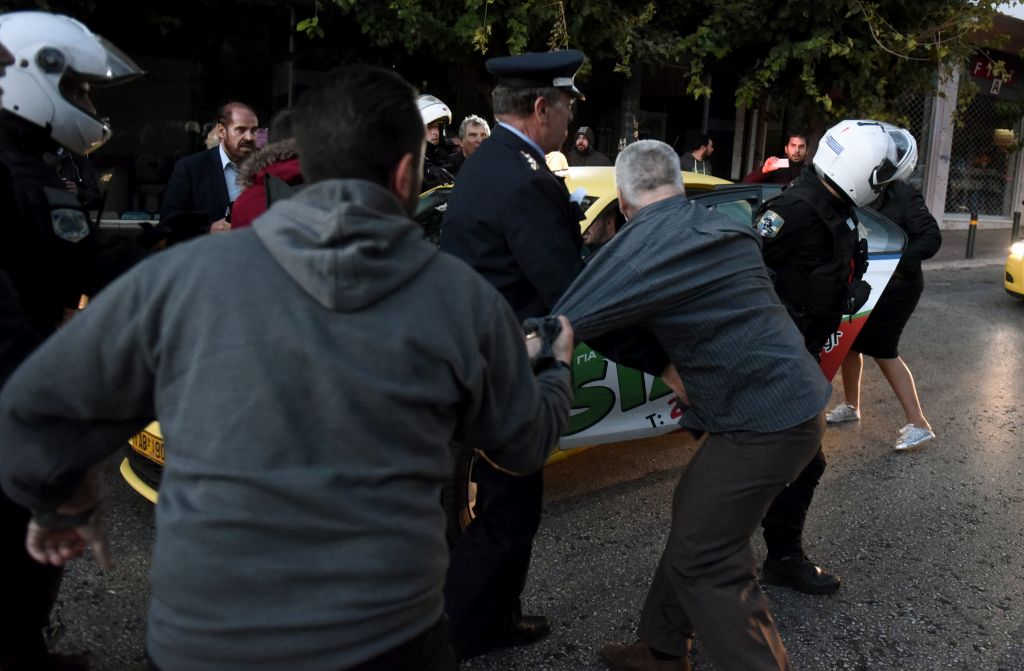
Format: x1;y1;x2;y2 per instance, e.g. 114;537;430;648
757;210;785;239
43;186;91;243
51;208;90;243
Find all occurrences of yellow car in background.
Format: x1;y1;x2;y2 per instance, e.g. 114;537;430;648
1006;239;1024;298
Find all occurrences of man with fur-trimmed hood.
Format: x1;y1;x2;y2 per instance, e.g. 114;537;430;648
229;109;303;229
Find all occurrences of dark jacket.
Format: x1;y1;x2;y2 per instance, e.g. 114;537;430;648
445;150;466;176
231;139;303;229
0;271;39;388
759;168;857;355
0;113;143;336
869;181;941;276
161;146;230;225
441;124;667;374
567;146;612;167
441;124;586;320
680;153;712;175
49;148;103;210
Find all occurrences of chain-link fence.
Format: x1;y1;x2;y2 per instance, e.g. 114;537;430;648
944;93;1020;217
875;93;931;198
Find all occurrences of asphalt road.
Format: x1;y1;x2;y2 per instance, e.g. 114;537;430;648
47;260;1023;670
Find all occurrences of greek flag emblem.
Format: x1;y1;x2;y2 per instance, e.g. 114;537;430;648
826;135;844;155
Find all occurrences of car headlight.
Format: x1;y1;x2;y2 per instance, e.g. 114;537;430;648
1011;241;1024;258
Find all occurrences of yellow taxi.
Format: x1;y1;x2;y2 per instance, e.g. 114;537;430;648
1006;238;1024;298
121;167;906;544
119;169;730;513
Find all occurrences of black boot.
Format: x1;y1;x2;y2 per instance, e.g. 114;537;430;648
762;553;841;594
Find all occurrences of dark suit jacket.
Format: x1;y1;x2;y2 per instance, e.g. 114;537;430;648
441;124;583;321
160;147;230;225
441;124;667;375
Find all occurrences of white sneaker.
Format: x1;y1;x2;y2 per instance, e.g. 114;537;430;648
826;403;860;424
895;424;935;451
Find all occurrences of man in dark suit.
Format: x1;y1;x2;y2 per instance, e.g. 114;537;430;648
441;50;668;662
161;102;259;232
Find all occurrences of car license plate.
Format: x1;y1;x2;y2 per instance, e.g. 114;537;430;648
130;430;165;464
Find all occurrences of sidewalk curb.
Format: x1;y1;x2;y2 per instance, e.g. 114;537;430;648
924;259;1004;271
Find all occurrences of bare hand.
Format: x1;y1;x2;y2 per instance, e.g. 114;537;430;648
661;363;690;405
63;179;78;195
26;510;112;569
210;218;231;233
761;156;780;173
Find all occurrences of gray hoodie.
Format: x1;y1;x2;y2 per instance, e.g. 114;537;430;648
0;179;572;670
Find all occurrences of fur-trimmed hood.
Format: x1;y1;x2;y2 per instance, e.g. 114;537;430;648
237;138;299;188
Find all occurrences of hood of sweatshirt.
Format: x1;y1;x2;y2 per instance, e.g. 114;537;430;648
251;179;436;312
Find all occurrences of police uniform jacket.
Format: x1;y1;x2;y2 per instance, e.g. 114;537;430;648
0;114;142;337
757;167;859;351
441;124;667;374
441;124;585;321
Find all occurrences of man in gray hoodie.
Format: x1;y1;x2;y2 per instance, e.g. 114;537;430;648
0;64;575;671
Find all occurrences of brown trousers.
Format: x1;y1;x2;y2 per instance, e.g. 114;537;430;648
637;413;825;671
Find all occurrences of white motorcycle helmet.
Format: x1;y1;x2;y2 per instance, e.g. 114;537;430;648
0;11;143;155
417;94;452;127
812;119;918;206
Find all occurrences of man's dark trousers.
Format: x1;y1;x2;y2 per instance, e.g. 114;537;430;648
637;415;824;670
444;460;543;659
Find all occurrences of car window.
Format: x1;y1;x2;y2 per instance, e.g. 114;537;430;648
581;201;625;259
692;188;762;227
856;206;907;254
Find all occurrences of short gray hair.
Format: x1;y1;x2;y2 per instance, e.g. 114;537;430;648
459;114;490;139
492;85;563;117
614;140;684;204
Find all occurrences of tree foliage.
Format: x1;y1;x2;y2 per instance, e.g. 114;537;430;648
312;0;1015;122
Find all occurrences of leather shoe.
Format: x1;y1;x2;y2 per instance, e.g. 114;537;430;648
762;553;841;594
599;641;691;671
493;614;551;649
462;614;552;659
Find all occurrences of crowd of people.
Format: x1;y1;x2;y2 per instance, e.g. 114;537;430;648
0;9;941;671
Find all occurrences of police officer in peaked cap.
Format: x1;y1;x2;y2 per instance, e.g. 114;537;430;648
484;49;587;98
440;49;669;662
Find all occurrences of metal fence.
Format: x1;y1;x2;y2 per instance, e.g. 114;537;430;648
892;93;931;193
943;93;1020;217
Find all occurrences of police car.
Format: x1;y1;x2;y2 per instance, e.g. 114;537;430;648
121;167;907;543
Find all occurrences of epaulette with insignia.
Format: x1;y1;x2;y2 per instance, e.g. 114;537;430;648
520;151;539;171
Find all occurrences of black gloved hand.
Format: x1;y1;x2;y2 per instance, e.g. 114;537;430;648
522;315;563;373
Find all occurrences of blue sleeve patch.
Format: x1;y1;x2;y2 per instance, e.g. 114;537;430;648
756;210;785;239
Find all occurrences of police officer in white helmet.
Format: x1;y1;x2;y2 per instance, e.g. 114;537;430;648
0;11;143;670
417;93;455;189
752;119;916;597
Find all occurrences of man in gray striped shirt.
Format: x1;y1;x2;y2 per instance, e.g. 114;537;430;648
553;140;829;671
